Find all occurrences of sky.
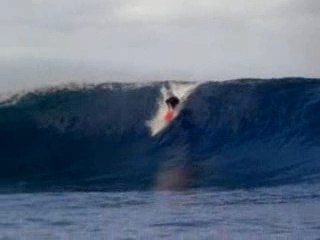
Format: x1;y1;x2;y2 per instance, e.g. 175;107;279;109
0;0;319;91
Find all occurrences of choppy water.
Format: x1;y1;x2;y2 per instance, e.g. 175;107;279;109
1;184;320;239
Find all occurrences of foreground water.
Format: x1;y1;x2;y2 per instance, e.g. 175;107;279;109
1;183;319;240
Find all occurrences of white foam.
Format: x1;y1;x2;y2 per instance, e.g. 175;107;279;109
147;82;200;136
0;81;159;106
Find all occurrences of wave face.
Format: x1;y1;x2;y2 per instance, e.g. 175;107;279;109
1;78;320;191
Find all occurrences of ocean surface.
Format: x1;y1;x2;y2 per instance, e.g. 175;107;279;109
0;78;320;239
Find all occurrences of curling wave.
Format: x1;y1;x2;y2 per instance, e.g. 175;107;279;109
0;78;320;191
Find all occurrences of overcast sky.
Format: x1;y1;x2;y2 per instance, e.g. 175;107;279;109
0;0;319;91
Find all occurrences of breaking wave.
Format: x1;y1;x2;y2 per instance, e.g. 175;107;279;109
0;78;320;191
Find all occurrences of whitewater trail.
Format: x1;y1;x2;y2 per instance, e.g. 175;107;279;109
147;82;200;136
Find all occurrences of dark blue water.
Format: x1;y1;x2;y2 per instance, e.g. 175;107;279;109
0;78;320;239
1;184;319;239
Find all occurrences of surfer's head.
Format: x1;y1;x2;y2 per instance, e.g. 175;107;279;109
165;95;180;110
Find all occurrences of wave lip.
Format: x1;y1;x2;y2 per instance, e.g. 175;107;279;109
0;78;320;191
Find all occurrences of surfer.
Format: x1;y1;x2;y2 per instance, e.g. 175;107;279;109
164;90;180;122
165;91;180;111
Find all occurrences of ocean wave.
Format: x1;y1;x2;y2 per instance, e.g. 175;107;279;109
0;78;320;191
